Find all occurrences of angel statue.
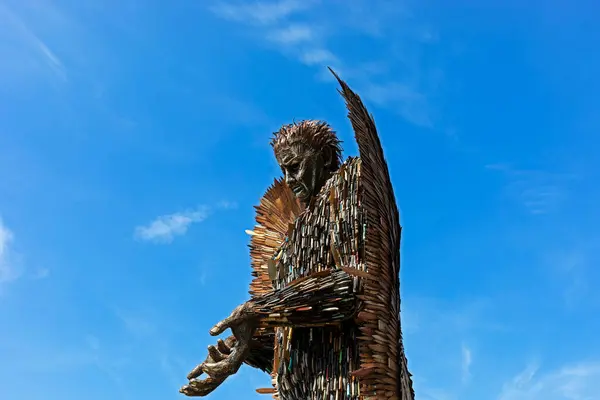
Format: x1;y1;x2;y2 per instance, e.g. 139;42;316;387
180;69;415;400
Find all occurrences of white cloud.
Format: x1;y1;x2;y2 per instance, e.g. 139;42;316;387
498;362;600;400
134;206;210;244
266;24;314;44
134;201;237;244
299;48;339;66
461;343;472;384
210;0;440;128
0;218;19;284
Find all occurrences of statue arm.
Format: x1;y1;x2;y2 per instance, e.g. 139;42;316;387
251;194;368;328
248;160;368;329
243;328;275;372
251;268;361;328
211;205;367;334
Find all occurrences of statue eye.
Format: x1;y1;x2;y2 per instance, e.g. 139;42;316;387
288;163;300;172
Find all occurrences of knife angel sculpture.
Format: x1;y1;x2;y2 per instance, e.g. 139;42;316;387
181;69;414;400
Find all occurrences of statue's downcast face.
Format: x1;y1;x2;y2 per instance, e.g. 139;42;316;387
278;144;326;202
271;120;343;203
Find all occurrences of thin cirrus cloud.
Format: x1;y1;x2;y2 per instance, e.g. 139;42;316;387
0;2;67;82
208;0;439;129
0;217;49;284
210;0;312;26
485;163;578;215
461;344;472;384
266;24;314;45
498;362;600;400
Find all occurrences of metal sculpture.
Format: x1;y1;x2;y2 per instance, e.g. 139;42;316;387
180;69;414;400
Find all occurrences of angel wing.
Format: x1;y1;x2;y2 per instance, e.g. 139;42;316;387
247;178;301;396
248;178;301;299
329;68;415;400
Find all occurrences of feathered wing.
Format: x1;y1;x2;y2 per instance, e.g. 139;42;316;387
248;178;302;298
330;68;415;400
247;178;301;396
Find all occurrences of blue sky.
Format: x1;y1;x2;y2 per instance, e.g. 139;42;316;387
1;1;599;399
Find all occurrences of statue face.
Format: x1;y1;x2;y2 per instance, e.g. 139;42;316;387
278;145;327;203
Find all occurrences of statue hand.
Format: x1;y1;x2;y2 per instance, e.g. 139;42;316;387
179;374;226;397
180;302;258;396
201;302;258;378
209;301;257;337
180;337;236;397
185;336;237;380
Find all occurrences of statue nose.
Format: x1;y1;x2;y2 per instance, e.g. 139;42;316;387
285;172;295;185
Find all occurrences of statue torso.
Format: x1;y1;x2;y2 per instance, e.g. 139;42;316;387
272;157;364;400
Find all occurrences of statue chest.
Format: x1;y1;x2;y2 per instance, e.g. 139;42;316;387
269;159;364;291
271;200;335;291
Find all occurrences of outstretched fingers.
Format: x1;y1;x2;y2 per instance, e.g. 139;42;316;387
201;346;247;378
187;363;205;381
217;339;232;355
210;303;256;337
207;345;226;362
187;343;230;381
180;376;224;397
209;316;234;336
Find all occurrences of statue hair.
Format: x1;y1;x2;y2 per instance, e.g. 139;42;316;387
270;120;343;173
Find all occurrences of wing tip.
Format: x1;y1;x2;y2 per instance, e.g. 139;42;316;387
327;66;350;97
327;66;341;82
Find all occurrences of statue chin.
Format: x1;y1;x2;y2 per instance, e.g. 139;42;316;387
297;189;312;202
290;185;310;201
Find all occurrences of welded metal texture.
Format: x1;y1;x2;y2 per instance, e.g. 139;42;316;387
246;71;414;400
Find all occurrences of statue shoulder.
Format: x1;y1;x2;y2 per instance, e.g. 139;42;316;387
325;156;362;185
317;156;363;203
341;156;362;169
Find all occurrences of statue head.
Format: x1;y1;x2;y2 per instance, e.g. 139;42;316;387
270;120;343;203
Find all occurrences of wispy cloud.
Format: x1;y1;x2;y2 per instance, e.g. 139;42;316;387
116;310;157;338
134;206;210;244
498;362;600;400
0;218;19;284
210;0;313;25
209;0;441;128
31;267;50;280
134;201;236;244
0;3;66;81
300;48;339;66
405;296;507;337
266;24;314;44
544;243;599;308
486;163;578;214
216;200;238;210
404;297;508;398
461;343;472;384
114;308;191;390
363;82;432;127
